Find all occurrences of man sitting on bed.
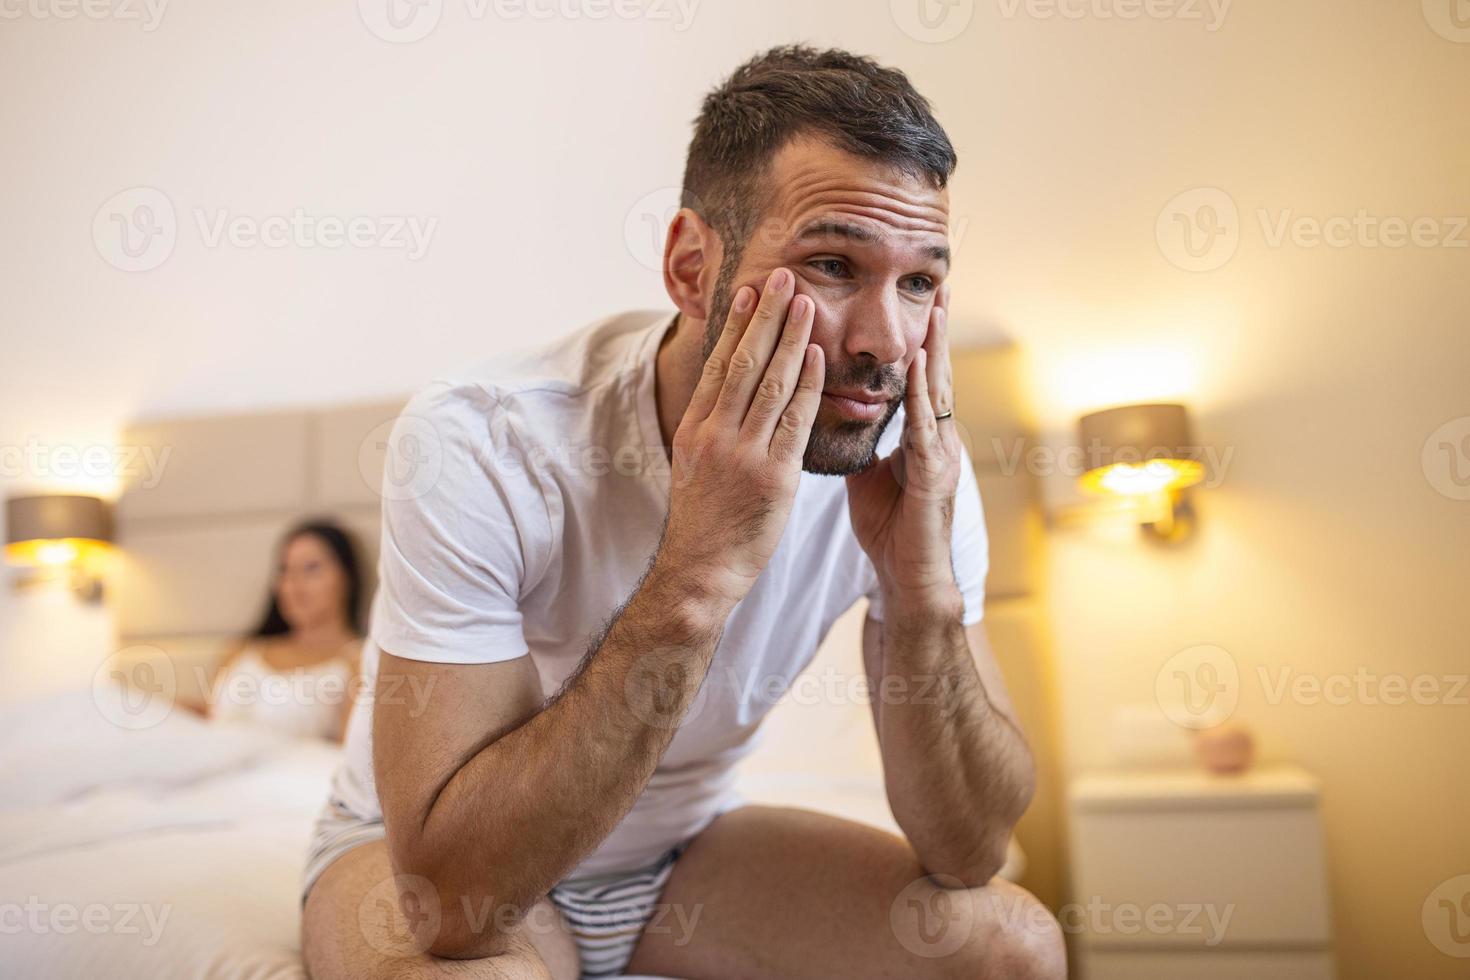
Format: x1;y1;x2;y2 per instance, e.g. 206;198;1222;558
301;45;1064;980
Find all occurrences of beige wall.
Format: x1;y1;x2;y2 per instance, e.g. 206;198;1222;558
3;1;1467;976
934;6;1470;978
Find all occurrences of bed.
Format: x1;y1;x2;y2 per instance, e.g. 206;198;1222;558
0;341;1058;977
0;688;338;978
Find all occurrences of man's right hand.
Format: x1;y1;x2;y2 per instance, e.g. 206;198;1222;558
658;266;825;608
372;270;823;960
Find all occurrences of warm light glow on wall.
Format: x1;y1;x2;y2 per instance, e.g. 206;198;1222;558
1014;301;1241;431
5;537;111;568
1079;458;1205;497
1046;347;1200;426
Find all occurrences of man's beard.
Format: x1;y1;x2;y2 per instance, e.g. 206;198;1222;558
705;262;906;477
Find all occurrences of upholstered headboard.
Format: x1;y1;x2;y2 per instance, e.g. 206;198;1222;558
110;399;405;695
108;342;1064;906
111;345;1043;636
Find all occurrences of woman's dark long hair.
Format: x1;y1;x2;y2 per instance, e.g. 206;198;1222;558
252;520;365;638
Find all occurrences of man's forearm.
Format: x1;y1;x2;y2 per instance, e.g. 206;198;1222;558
869;591;1035;885
406;559;730;955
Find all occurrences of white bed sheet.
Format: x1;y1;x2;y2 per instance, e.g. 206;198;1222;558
0;690;336;979
0;687;1022;979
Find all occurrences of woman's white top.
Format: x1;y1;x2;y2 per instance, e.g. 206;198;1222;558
211;645;353;741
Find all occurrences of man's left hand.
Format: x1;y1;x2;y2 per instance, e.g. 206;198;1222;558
845;285;963;612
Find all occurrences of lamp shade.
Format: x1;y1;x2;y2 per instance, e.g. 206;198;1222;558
1077;403;1205;496
4;494;114;566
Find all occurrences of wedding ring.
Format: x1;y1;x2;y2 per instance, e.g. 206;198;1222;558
934;410;954;422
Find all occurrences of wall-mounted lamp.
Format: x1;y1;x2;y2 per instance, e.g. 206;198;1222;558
4;494;115;600
1077;403;1205;541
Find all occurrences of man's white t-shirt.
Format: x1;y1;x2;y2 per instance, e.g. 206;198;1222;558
330;308;989;879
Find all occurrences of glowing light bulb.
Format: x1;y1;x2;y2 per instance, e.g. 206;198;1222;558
1079;458;1205;497
35;540;80;566
1101;461;1180;495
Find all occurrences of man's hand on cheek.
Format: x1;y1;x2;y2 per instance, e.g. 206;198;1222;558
659;267;826;610
844;284;963;615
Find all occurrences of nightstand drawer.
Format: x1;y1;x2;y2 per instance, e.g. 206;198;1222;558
1071;805;1330;945
1084;948;1334;980
1069;768;1333;952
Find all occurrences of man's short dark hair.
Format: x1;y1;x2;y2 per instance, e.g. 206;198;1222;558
681;44;958;263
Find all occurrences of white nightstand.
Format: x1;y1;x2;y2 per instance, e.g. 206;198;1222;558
1068;766;1335;980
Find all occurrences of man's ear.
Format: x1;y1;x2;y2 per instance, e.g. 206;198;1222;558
663;207;721;320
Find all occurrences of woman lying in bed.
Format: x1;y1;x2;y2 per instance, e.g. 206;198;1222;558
199;520;365;743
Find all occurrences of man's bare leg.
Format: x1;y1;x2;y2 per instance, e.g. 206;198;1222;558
625;805;1065;980
302;840;581;980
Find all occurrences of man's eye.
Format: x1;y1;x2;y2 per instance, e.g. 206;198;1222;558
903;275;936;294
809;258;849;278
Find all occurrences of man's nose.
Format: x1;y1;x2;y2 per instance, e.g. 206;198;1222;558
839;286;908;368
